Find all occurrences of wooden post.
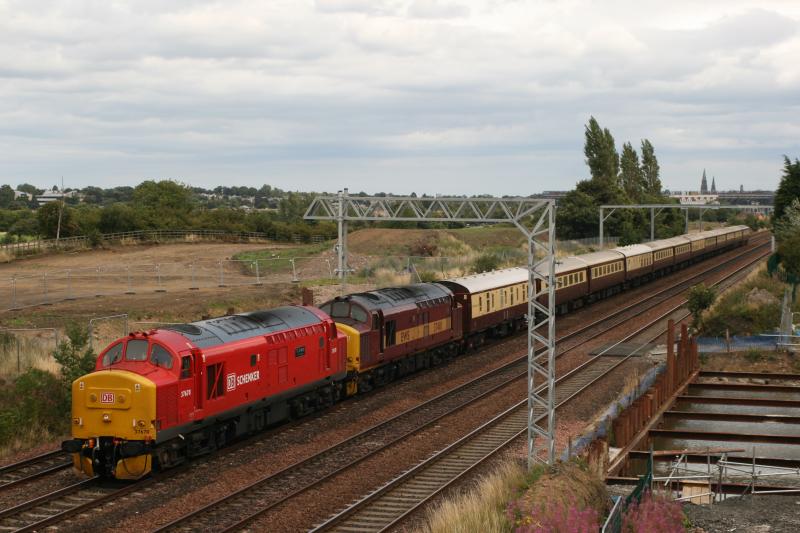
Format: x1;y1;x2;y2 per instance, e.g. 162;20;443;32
667;319;675;393
302;287;314;306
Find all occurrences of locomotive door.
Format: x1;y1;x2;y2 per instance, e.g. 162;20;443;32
178;351;198;419
268;347;289;390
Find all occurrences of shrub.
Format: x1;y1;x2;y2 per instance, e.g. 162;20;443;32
621;491;685;532
686;283;716;329
0;369;66;448
0;323;95;452
473;253;500;273
506;495;599;533
418;270;439;282
744;349;762;363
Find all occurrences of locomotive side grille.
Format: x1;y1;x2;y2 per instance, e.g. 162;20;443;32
157;382;178;426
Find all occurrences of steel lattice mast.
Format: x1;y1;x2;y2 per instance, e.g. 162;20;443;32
304;189;557;467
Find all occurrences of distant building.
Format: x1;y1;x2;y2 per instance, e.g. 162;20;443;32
12;190;29;200
669;171;773;206
537;191;570;204
669;192;719;205
36;189;80;206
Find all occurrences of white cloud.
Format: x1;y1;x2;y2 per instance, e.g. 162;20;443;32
0;1;798;194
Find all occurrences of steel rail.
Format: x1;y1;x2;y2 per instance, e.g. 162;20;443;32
157;237;770;532
309;245;770;532
0;451;72;493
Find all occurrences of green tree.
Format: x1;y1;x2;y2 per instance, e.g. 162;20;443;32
620;142;644;201
132;180;194;228
0;185;14;208
584;116;620;188
37;201;75;238
640;139;661;194
98;203;140;233
775;199;800;280
16;183;41;196
775;156;800;220
687;283;717;329
555;189;600;239
52;323;96;391
473;253;500;273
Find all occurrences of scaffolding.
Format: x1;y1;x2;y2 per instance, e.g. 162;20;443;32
305;190;557;467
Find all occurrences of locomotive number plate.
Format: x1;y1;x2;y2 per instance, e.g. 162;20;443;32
100;392;115;404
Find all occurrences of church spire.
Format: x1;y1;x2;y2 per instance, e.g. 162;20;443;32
700;169;708;194
710;176;716;194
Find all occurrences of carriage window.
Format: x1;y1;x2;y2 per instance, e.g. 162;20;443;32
102;342;124;367
295;346;306;357
150;344;173;369
180;356;192;379
126;340;148;361
251;354;258;366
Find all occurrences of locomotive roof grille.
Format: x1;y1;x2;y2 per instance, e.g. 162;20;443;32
165;306;322;348
332;283;453;311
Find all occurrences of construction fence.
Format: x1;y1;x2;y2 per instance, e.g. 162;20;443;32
0;314;164;378
0;229;333;257
0;253;502;313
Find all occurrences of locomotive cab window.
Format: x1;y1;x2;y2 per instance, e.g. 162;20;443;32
150;344;173;369
126;339;148;361
102;342;124;367
180;356;192;379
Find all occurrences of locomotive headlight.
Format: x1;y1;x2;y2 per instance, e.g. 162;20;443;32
102;413;111;423
137;420;145;428
72;417;83;426
89;393;97;402
118;394;126;403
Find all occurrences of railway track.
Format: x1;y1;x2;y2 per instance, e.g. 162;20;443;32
153;237;770;532
309;248;769;533
0;451;71;493
0;476;155;533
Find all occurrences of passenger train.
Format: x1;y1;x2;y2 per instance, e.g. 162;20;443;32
62;225;751;479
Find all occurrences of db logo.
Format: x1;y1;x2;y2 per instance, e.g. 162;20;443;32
101;392;115;404
227;373;236;392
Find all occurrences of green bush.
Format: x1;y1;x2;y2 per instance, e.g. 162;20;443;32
0;323;95;450
700;271;785;336
417;270;439;282
473;253;500;273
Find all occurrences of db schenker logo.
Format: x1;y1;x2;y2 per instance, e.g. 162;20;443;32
227;370;260;392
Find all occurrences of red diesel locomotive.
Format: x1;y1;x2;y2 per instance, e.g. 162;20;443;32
63;306;347;479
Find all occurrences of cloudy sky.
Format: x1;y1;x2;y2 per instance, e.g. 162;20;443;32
1;1;799;195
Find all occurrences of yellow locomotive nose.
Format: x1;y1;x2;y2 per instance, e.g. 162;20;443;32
67;370;157;479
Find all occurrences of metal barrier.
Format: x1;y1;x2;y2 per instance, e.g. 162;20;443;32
87;314;129;351
0;229;337;257
0;328;59;376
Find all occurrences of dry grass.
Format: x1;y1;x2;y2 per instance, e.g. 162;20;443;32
0;334;60;378
417;460;526;533
0;249;11;263
0;426;60;460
